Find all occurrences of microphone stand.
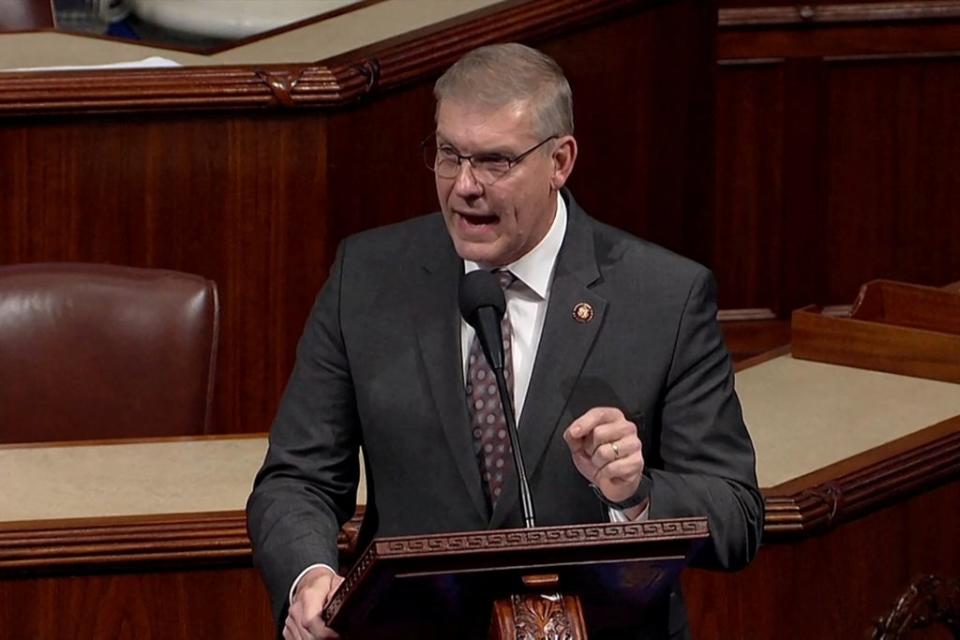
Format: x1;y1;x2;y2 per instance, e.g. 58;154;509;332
462;272;536;529
491;360;535;529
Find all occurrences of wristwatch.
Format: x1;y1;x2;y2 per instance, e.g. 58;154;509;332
590;475;651;510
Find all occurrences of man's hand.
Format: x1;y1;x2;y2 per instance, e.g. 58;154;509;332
563;407;646;514
284;566;345;640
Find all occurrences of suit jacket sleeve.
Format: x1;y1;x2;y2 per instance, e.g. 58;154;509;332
647;268;764;571
246;241;361;623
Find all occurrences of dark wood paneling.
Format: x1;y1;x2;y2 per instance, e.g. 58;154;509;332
715;61;785;310
325;89;438;241
717;4;960;312
823;57;960;303
685;479;960;639
0;567;273;639
561;0;715;265
778;57;833;313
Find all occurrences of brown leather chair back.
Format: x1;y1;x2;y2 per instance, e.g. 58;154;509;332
0;263;219;444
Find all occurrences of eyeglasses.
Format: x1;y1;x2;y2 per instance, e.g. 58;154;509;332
421;134;557;184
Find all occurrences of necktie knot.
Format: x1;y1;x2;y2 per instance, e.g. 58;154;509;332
494;269;516;291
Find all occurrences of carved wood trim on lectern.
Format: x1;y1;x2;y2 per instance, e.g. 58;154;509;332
323;518;707;624
872;575;960;639
491;593;587;640
373;520;708;557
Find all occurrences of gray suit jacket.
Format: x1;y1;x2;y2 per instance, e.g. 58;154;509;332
247;192;764;638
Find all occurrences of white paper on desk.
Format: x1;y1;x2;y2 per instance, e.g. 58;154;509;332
3;56;182;73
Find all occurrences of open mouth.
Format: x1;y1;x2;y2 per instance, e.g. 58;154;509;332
459;212;499;226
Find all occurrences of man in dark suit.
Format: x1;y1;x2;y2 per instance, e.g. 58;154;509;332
247;43;763;640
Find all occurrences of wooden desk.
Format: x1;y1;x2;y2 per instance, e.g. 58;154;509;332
0;435;271;638
0;434;372;639
2;357;958;638
685;350;960;639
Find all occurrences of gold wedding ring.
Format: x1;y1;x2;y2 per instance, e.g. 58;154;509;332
611;442;620;459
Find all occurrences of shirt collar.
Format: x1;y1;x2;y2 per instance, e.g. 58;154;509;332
463;192;567;300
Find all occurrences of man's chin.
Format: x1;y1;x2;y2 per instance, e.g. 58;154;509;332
452;238;511;268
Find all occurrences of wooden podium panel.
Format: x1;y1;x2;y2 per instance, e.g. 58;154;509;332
325;520;708;639
683;344;960;639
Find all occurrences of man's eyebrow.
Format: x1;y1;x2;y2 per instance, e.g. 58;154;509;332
435;135;458;148
436;136;514;157
435;135;465;153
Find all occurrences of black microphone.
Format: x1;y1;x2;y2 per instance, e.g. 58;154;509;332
459;270;536;529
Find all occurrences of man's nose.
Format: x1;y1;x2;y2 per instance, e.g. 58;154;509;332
452;160;483;197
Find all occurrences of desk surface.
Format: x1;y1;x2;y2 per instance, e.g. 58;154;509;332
1;436;267;522
737;354;960;487
3;355;959;524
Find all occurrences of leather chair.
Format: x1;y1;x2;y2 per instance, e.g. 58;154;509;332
0;263;219;444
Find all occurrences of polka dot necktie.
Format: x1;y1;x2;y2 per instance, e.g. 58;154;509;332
466;270;517;513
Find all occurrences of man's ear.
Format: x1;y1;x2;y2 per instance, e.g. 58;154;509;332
550;135;578;190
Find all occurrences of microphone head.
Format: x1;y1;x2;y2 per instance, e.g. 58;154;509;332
458;270;506;326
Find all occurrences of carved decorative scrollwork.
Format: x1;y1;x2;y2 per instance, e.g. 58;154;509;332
872;575;960;639
255;69;304;107
801;480;844;525
354;57;382;93
510;594;575;640
376;519;707;556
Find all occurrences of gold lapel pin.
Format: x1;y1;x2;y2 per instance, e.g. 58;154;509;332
572;302;594;324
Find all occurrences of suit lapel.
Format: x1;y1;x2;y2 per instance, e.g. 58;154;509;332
413;226;489;523
490;196;607;528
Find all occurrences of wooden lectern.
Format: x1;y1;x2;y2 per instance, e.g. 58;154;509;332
323;518;708;639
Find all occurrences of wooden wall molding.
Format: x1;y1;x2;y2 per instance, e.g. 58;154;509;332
0;513;250;572
720;1;960;27
0;510;360;574
763;415;960;539
0;0;639;116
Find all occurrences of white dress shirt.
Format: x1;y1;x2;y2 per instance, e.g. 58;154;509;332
461;191;568;422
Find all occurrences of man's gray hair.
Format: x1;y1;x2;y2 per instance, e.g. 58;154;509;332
434;43;574;138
